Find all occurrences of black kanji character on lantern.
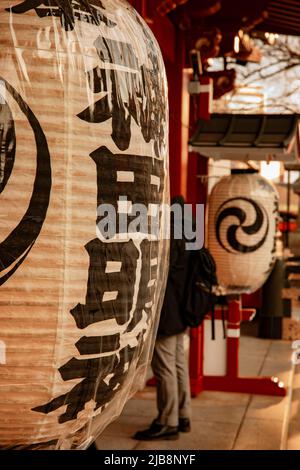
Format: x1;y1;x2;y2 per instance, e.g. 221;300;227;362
32;339;145;423
6;0;116;31
71;238;159;335
90;146;164;236
77;36;167;158
126;239;159;333
32;237;159;423
71;239;139;329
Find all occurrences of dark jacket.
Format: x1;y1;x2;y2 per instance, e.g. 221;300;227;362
157;206;190;336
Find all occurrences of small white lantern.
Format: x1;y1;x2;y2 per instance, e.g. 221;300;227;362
208;169;279;294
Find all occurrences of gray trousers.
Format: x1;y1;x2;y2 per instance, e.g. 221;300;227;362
151;332;191;427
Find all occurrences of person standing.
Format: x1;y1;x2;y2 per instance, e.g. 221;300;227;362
134;196;191;441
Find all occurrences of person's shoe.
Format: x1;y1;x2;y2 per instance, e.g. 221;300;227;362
133;421;179;441
179;418;191;433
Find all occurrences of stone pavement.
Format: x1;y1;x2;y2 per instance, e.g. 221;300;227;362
95;337;299;450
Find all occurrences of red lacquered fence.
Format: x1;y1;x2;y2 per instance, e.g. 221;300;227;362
190;297;287;397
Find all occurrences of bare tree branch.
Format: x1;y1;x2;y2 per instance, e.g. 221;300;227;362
236;37;300;87
213;36;300;114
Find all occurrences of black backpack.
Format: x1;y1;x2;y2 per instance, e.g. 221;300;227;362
182;247;222;339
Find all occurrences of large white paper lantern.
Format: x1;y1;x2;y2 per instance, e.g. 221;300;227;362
208;169;278;294
0;0;169;449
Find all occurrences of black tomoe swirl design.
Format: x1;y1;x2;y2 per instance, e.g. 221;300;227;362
215;197;269;254
0;95;16;194
0;77;51;285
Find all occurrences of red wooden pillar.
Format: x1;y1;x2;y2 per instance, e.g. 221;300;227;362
165;30;186;197
189;326;204;396
188;77;213;397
